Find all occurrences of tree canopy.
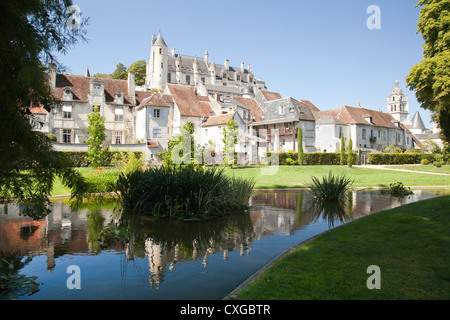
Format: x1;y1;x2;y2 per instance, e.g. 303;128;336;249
406;0;450;142
0;0;89;217
111;62;127;80
127;60;146;86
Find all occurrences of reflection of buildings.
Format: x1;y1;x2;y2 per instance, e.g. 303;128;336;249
0;202;114;271
1;190;443;291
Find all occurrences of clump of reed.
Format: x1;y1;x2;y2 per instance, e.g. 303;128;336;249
114;165;254;220
307;171;354;203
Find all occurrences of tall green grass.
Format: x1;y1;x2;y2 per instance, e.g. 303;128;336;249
307;171;354;202
114;166;255;220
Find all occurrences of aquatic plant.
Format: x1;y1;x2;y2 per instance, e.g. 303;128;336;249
307;171;353;202
114;165;255;220
382;182;413;197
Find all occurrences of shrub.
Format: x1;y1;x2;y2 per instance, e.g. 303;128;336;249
46;133;57;142
381;182;413;197
433;161;442;168
421;159;429;165
285;157;297;165
114;166;255;220
306;171;353;202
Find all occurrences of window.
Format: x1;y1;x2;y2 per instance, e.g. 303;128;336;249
63;129;72;144
279;106;284;115
236;75;241;81
383;132;386;141
339;127;343;138
63;104;72;119
222;73;227;79
362;129;367;140
115;131;123;144
115;107;123;121
167;73;171;83
161;62;163;69
153;128;161;138
153;109;161;118
186;75;190;85
201;77;205;84
205;128;208;136
159;48;162;54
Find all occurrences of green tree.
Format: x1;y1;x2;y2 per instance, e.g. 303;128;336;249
127;60;146;86
86;105;109;167
297;126;304;165
406;0;450;142
0;0;89;217
340;135;345;166
222;118;239;165
347;138;356;168
161;121;195;166
111;62;127;80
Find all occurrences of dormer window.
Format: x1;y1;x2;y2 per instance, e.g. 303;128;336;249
93;85;102;95
114;92;124;104
63;87;73;101
236;74;241;81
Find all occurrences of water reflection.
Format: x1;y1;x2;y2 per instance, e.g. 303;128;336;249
0;189;447;299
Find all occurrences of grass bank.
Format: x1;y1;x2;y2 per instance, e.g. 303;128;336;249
384;164;450;174
235;195;450;300
50;165;449;197
223;165;449;189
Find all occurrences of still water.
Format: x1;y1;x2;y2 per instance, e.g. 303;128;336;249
0;189;447;300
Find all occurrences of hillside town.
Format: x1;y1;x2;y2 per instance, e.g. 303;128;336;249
29;32;443;163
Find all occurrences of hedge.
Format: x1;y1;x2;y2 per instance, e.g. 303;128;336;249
266;152;352;165
59;151;143;167
367;153;439;165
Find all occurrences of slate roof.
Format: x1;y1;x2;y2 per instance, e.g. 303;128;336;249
410;111;427;130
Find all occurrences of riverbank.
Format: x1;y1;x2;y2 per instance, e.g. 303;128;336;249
50;165;449;196
230;195;450;300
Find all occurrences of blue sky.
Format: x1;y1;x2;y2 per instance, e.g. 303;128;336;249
57;0;432;126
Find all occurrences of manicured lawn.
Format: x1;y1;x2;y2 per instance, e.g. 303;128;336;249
385;164;450;174
51;167;119;196
50;165;449;197
223;165;450;189
235;195;450;300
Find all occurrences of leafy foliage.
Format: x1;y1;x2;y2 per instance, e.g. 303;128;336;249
0;1;89;217
406;0;450;142
381;182;414;197
86;105;109;167
110;62;127;80
297;126;304;165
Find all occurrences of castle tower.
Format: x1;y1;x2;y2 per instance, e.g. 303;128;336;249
193;56;200;86
175;53;182;84
146;32;168;90
209;58;216;85
387;80;409;123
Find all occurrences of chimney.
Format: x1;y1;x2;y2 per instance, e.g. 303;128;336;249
241;62;245;73
248;64;251;73
215;91;220;102
224;59;229;70
171;48;176;56
48;62;57;89
127;70;136;105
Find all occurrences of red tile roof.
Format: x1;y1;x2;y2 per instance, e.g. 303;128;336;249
53;74;134;105
233;97;264;122
202;113;234;127
320;105;399;129
138;92;173;108
260;90;282;101
167;84;214;117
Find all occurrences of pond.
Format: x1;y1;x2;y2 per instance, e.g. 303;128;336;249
0;189;447;300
